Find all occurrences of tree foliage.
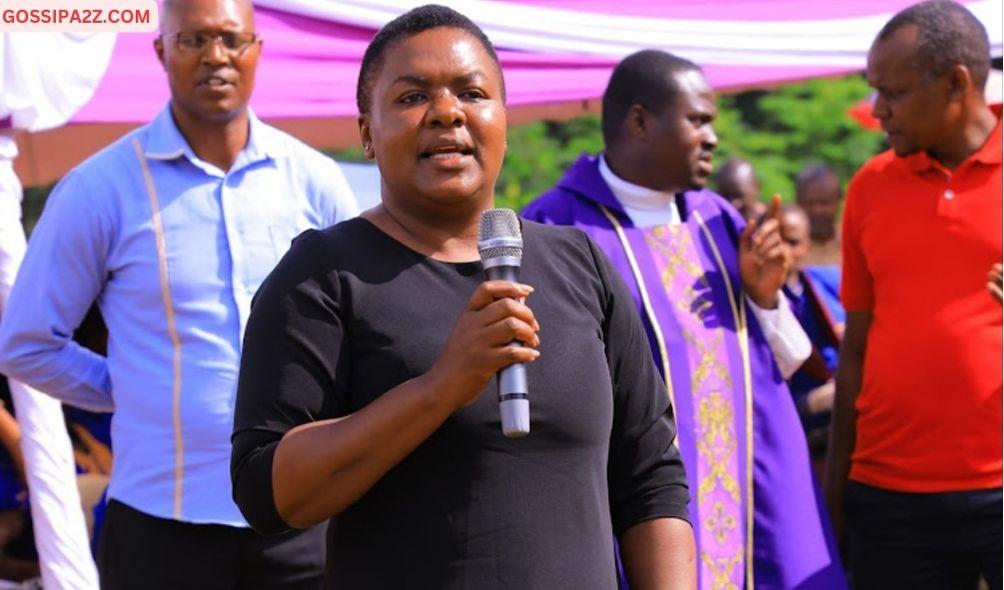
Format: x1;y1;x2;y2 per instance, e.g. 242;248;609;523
712;74;885;202
494;116;605;211
493;73;885;211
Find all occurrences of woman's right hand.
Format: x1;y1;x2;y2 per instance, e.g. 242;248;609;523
267;279;542;529
426;280;541;411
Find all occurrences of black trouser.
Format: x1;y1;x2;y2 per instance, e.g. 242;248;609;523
98;500;327;590
846;481;1002;590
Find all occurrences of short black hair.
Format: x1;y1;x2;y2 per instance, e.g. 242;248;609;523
716;157;756;190
601;50;701;146
356;4;505;114
877;0;990;90
794;164;839;192
779;202;808;223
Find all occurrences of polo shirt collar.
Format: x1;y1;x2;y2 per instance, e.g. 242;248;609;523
904;150;945;175
143;103;285;166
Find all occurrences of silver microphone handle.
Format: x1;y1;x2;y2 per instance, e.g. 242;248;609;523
484;264;530;437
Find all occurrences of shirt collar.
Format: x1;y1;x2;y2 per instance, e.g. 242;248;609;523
143;105;192;161
243;109;287;161
598;154;677;211
143;103;285;165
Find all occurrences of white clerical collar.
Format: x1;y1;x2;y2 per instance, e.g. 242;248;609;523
598;154;681;227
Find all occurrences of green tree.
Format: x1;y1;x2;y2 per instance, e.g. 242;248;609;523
712;74;885;202
495;116;605;211
22;184;55;236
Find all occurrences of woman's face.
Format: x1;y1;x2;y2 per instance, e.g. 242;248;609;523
360;27;507;214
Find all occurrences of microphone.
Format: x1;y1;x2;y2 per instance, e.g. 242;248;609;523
477;208;530;438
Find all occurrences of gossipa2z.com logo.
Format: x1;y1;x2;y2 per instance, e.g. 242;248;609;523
0;0;157;32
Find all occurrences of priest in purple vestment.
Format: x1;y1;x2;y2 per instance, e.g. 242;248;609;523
523;50;846;590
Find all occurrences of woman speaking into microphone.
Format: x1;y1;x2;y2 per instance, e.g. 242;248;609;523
231;5;695;588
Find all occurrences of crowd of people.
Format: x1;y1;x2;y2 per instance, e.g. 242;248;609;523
0;0;998;589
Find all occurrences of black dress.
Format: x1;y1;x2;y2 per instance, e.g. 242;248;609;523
232;218;689;589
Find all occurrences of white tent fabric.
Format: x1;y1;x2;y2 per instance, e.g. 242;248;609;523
0;33;115;135
256;0;1003;66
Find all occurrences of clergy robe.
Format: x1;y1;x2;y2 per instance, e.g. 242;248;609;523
523;154;846;590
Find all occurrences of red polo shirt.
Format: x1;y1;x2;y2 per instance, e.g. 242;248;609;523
842;107;1003;493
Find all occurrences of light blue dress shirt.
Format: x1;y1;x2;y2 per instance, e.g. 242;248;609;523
0;105;358;526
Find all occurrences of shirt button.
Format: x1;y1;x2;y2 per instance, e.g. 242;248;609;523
944;189;955;200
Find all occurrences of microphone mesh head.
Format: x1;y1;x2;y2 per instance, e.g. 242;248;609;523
478;208;522;262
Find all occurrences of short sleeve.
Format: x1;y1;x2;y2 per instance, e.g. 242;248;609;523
231;229;346;534
584;234;691;534
840;173;874;311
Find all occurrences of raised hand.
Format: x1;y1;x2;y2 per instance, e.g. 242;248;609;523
739;194;791;309
426;280;541;411
988;263;1003;304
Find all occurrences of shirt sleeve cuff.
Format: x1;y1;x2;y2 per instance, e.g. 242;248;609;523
745;293;811;379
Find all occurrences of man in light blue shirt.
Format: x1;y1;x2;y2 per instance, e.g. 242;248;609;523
0;0;357;586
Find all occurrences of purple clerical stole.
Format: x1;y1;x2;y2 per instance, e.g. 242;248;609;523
644;224;746;587
524;154;848;590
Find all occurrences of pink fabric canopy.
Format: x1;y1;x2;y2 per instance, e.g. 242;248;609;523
67;0;1004;124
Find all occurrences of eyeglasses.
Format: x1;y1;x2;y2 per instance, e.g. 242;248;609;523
167;31;259;55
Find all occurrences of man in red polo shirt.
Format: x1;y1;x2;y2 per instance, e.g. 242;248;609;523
823;2;1002;588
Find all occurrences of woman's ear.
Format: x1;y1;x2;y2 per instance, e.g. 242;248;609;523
358;114;375;160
